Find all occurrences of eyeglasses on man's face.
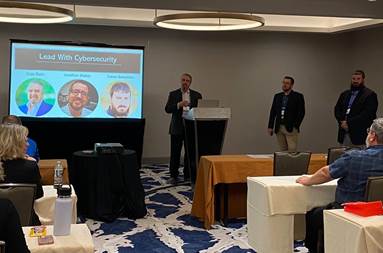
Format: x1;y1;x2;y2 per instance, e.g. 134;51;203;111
70;89;88;97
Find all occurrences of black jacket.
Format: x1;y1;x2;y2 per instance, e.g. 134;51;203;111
0;199;30;253
3;159;44;225
334;86;378;145
165;88;202;135
3;159;43;199
268;90;305;133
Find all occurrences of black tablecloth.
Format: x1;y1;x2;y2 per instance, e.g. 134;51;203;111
70;150;146;222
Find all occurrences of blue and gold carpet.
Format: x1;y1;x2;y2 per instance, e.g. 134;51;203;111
86;164;308;252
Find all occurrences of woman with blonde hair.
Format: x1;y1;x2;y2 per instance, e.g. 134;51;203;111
0;123;43;225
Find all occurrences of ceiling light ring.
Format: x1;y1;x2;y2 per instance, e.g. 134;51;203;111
0;1;74;23
154;12;265;31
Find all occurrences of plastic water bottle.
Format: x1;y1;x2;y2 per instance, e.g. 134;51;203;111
53;185;72;236
53;161;63;189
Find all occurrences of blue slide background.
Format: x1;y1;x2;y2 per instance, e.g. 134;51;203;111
9;42;144;119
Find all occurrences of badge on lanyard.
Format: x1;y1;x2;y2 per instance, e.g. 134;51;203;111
346;108;351;115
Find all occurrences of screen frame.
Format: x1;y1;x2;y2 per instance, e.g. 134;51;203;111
8;39;145;120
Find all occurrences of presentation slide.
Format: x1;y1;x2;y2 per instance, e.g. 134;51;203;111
9;41;144;119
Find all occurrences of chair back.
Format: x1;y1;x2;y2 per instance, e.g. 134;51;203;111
365;176;383;202
327;146;349;165
0;241;5;253
273;152;311;176
327;146;363;165
0;183;36;226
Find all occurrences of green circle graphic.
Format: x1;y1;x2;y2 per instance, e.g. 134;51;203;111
16;78;56;106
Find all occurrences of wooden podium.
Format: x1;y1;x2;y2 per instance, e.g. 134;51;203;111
183;108;231;184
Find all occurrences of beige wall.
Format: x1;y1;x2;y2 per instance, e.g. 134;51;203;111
0;23;381;159
349;27;383;118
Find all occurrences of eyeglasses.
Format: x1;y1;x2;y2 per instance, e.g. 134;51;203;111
70;89;88;96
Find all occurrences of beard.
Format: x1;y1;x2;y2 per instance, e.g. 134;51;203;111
350;82;364;91
111;106;129;117
282;86;291;92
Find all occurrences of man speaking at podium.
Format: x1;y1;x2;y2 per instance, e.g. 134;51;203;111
165;73;202;185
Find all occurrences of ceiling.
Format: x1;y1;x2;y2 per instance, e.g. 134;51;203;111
19;0;383;18
4;0;383;32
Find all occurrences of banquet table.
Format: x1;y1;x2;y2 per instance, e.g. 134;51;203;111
34;185;77;225
191;154;327;229
38;159;69;185
324;209;383;253
247;175;337;253
23;224;94;253
70;150;146;221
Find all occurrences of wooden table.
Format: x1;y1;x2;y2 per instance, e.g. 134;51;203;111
191;154;327;229
23;224;94;253
324;209;383;253
38;159;69;185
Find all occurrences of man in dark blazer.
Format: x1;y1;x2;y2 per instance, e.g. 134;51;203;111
165;73;202;184
268;76;305;151
334;70;378;146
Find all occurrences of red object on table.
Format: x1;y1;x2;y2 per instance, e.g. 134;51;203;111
344;201;383;217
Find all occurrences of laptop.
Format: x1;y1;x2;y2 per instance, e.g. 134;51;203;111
197;99;220;108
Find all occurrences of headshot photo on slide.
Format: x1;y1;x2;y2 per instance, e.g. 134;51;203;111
16;78;55;117
58;79;98;117
101;81;137;118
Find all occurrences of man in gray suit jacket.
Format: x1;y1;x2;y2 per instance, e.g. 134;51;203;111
165;73;202;185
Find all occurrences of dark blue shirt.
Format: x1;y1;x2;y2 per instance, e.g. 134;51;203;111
345;90;359;117
280;95;289;124
27;138;40;162
329;145;383;204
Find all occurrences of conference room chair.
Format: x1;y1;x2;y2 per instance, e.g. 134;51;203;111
273;151;311;176
0;184;36;226
0;241;4;253
365;176;383;202
327;146;349;165
327;146;363;165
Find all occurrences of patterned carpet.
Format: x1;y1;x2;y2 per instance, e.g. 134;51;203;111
86;164;309;252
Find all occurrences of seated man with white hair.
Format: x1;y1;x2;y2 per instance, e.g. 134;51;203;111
296;118;383;253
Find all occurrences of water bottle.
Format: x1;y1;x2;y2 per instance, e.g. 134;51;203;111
53;185;73;236
53;161;63;189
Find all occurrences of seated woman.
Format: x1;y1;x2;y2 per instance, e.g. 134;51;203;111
0;198;30;253
1;115;40;162
0;124;43;225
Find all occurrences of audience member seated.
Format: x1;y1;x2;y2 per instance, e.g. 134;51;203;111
2;115;40;162
296;118;383;253
0;198;30;253
0;124;43;225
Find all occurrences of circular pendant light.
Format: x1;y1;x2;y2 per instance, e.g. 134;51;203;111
154;12;265;31
0;1;74;24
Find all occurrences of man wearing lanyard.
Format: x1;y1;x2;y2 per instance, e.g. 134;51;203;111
268;76;305;151
334;70;378;146
165;73;202;185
